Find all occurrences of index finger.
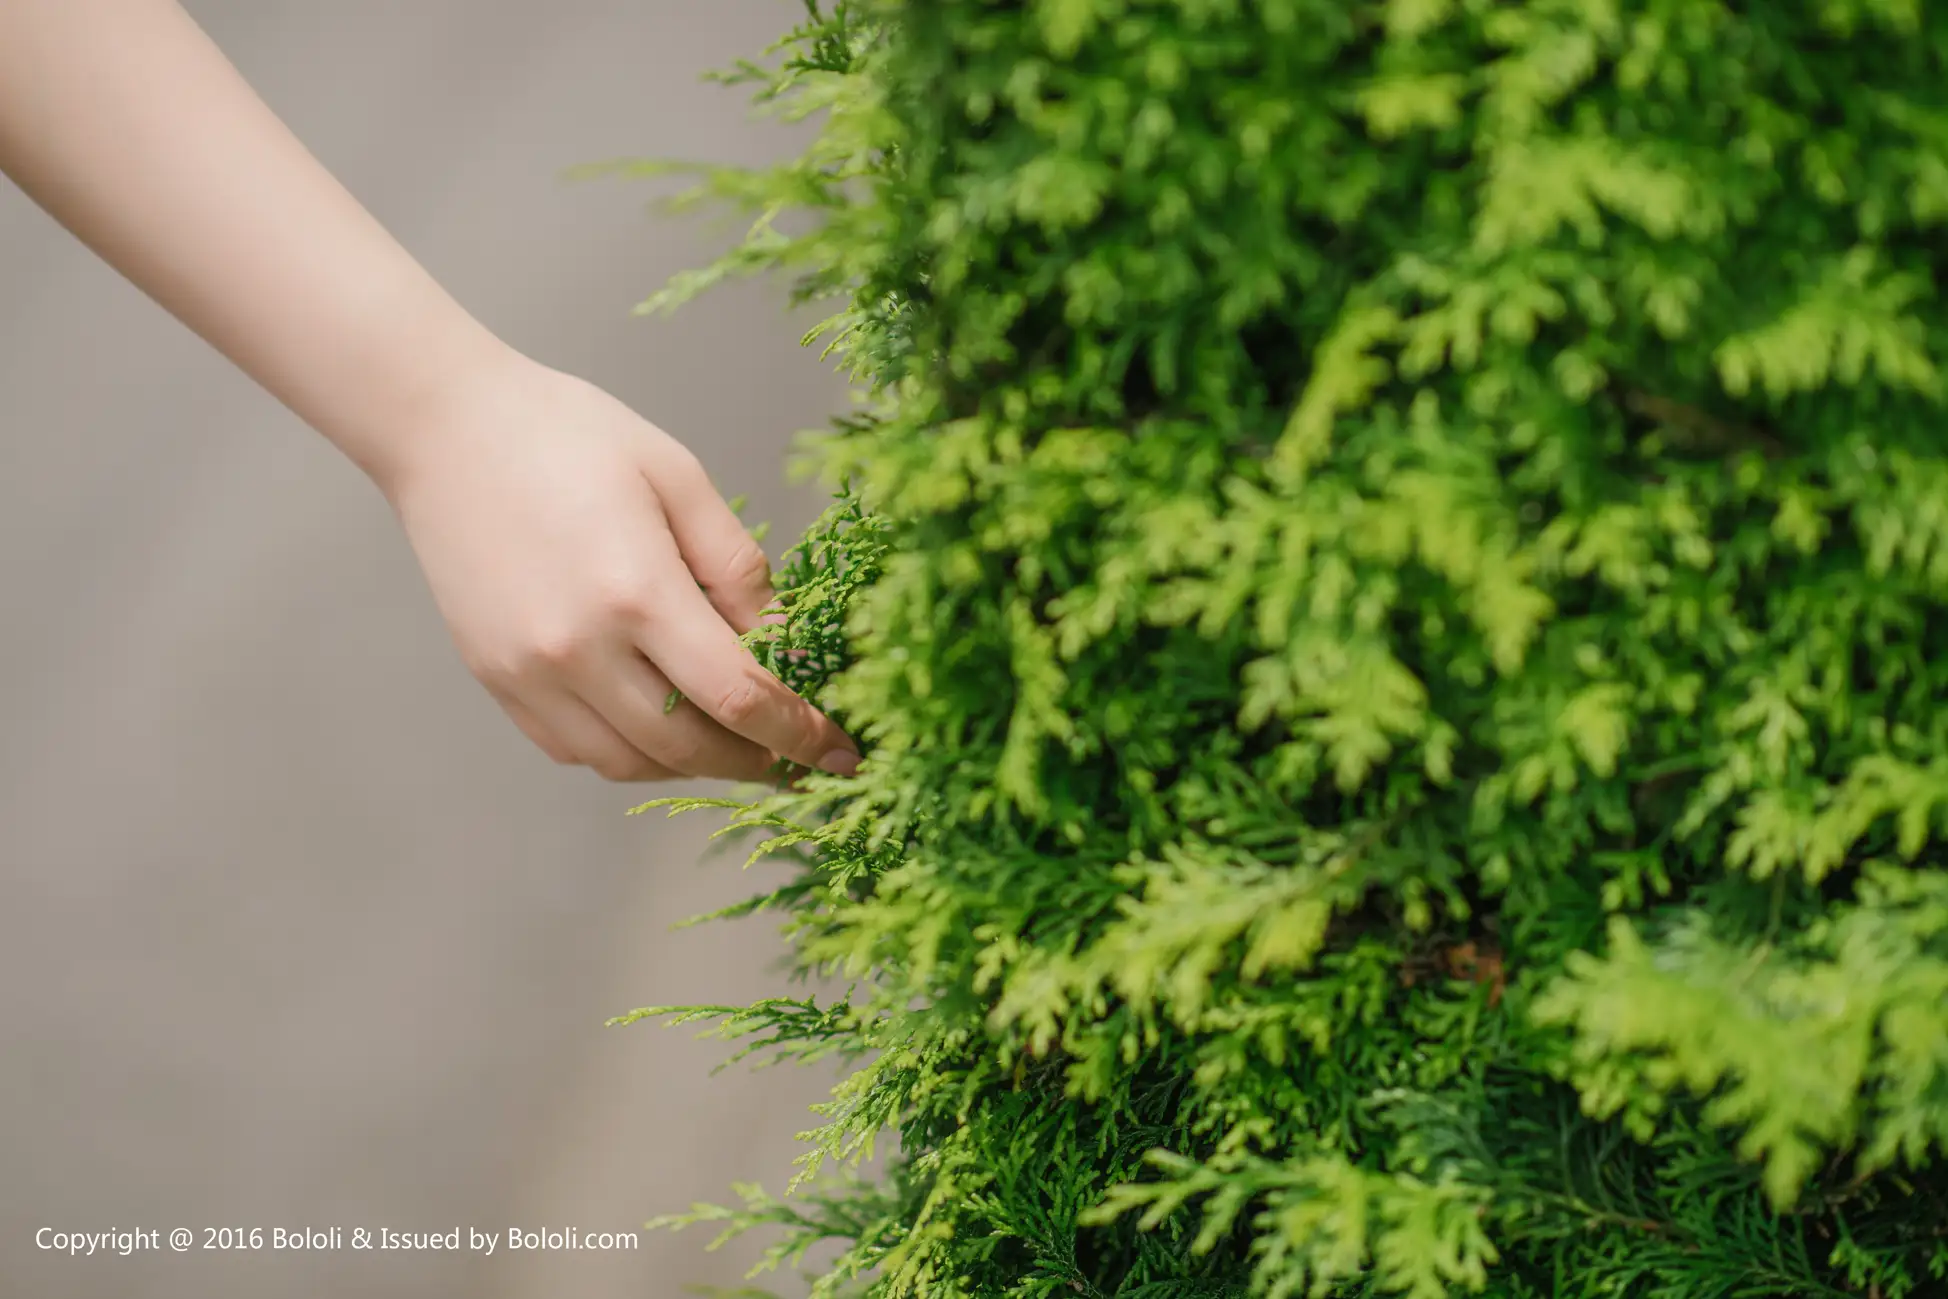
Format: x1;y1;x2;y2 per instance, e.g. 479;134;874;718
644;446;781;634
634;532;858;776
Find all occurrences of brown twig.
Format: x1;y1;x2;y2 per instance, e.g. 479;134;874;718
1615;386;1789;460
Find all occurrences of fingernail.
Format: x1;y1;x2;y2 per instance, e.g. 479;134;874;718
817;748;860;777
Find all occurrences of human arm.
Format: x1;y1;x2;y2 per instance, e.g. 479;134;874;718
0;0;858;781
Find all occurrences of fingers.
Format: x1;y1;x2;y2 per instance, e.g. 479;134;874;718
567;650;778;782
646;453;777;633
492;653;783;784
635;448;859;776
497;696;579;765
628;525;859;776
501;687;678;782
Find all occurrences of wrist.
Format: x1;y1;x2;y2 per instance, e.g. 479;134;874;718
312;310;526;502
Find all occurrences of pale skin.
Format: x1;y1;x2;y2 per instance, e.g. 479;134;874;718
0;0;860;783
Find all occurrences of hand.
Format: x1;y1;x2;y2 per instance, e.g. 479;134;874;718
376;352;859;783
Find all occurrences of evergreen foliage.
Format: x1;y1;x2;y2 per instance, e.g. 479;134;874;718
616;2;1948;1294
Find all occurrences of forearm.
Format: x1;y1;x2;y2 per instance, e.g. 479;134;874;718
0;0;511;489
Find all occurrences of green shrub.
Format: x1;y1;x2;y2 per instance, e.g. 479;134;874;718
618;2;1948;1295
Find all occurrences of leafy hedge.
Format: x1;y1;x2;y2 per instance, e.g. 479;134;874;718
619;2;1948;1295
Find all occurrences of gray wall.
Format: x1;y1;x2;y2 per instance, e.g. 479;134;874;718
0;4;848;1296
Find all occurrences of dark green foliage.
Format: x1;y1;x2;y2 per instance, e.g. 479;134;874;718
616;1;1948;1294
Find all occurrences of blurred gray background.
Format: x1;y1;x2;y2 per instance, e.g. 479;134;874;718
0;3;851;1296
